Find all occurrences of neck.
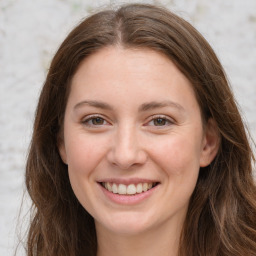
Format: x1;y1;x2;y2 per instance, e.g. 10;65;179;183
96;218;183;256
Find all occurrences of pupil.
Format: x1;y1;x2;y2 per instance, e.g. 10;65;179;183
154;118;166;126
93;117;103;125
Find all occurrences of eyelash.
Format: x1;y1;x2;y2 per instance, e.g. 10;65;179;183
82;114;174;128
82;115;109;127
146;115;174;127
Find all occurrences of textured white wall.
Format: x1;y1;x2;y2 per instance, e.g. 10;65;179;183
1;0;255;255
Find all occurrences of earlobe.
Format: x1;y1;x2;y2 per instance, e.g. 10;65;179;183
200;118;220;167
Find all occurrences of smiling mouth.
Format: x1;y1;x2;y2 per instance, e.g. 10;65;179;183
100;182;159;195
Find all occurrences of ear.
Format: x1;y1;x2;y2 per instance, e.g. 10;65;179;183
58;137;68;165
200;118;220;167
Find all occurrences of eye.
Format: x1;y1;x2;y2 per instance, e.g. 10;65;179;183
82;115;109;127
153;118;168;126
146;115;174;127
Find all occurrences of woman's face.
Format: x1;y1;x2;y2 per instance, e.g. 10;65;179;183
59;47;218;236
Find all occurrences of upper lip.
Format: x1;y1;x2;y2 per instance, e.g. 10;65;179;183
97;178;160;185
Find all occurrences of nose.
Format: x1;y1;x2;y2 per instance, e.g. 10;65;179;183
107;125;147;170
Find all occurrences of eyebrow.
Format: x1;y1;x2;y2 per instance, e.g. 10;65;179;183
138;101;185;112
73;100;185;112
74;100;113;111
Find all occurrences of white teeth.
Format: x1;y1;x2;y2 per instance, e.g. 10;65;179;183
136;183;143;193
142;183;148;192
102;182;155;195
127;184;136;195
112;183;118;194
118;184;127;194
106;182;112;192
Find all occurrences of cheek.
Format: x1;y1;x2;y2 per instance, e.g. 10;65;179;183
149;134;202;175
65;135;109;210
65;134;108;176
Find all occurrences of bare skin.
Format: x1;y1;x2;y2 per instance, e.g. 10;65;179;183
59;46;219;256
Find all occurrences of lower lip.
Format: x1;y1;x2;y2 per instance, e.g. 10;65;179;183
98;183;159;205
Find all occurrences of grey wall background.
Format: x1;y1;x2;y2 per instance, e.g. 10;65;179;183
1;0;256;255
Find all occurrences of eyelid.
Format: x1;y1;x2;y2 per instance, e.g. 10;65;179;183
145;114;175;127
82;114;111;127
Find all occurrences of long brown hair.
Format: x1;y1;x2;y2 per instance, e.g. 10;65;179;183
25;3;256;255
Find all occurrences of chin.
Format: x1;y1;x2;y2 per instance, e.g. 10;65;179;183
96;211;159;236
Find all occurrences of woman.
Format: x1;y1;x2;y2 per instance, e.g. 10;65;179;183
25;3;256;256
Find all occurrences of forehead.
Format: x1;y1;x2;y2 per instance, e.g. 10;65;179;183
72;46;184;83
69;46;199;114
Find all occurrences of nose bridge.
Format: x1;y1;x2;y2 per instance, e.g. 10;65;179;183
108;122;146;169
